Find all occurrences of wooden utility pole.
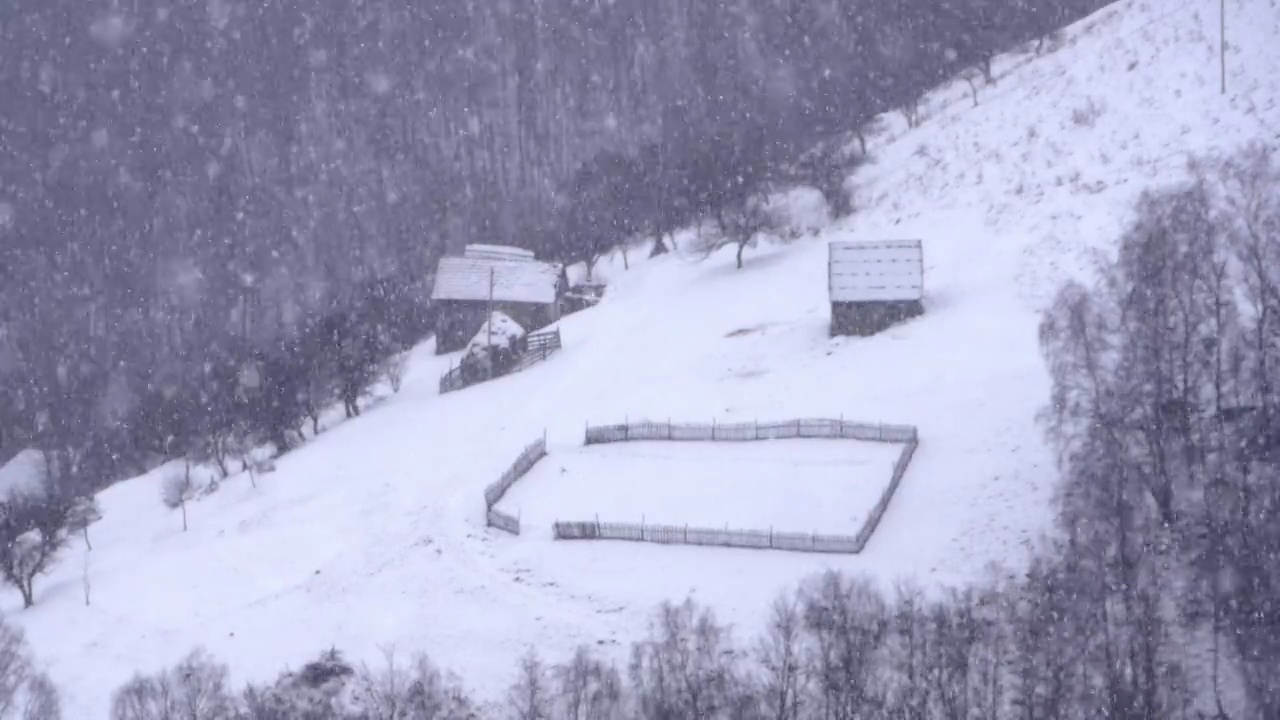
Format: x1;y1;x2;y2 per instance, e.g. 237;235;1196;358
486;267;495;379
1220;0;1227;95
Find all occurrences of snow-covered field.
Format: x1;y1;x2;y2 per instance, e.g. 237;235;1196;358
8;0;1279;716
497;439;903;537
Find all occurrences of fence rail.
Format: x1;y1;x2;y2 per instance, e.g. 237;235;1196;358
441;328;562;395
585;418;917;445
559;418;919;554
553;521;862;554
482;436;547;536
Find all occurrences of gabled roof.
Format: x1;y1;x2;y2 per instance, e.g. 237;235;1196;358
431;255;560;305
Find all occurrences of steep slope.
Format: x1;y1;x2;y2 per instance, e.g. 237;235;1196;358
10;0;1279;715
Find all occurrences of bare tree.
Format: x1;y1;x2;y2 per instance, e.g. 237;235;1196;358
630;599;741;720
756;595;806;720
552;647;622;720
508;650;551;720
109;649;236;720
961;68;984;107
352;649;475;720
21;672;60;720
161;463;197;532
798;572;888;720
884;582;931;720
0;494;69;609
0;622;31;718
383;353;409;394
64;497;102;551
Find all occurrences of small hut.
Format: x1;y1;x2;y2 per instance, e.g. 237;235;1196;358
431;245;564;354
828;239;924;336
459;312;527;382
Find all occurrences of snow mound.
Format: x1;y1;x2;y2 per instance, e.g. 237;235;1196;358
466;312;527;355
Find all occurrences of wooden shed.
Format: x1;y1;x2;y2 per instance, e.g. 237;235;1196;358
828;240;924;336
431;245;564;354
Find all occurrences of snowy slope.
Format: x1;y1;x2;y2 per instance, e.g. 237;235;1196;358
10;0;1280;715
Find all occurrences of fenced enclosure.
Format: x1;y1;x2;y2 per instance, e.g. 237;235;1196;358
482;436;548;535
557;418;920;554
440;327;562;395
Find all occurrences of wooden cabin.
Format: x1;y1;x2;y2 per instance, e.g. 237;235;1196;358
828;240;924;336
431;245;564;354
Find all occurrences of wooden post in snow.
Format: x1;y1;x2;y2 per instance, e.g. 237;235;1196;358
486;267;495;380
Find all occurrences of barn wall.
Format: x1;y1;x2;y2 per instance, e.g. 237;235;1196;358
830;300;924;337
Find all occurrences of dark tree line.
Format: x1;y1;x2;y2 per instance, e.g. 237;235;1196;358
0;0;1108;488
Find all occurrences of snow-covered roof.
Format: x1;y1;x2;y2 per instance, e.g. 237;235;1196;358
0;449;45;500
828;240;924;302
431;255;560;305
466;312;528;357
463;244;536;261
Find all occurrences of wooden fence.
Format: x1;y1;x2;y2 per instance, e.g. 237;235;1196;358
482;436;547;536
440;328;562;395
553;521;862;553
556;418;919;554
584;417;917;445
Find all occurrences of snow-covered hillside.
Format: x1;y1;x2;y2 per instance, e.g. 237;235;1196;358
11;0;1279;715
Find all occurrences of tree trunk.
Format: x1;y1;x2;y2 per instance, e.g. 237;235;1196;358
180;500;188;532
19;578;34;609
736;241;746;269
650;233;669;257
83;526;92;551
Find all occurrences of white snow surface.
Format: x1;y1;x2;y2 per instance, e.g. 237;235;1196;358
497;439;904;536
10;0;1280;716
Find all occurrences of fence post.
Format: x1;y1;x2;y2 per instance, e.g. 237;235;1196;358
840;414;844;437
595;514;600;536
754;419;759;440
769;526;773;548
684;525;688;543
712;417;717;441
668;418;672;440
625;415;629;441
796;418;802;437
